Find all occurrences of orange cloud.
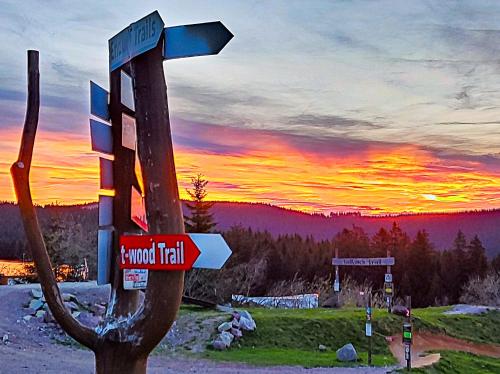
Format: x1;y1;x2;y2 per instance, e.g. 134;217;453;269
2;121;500;215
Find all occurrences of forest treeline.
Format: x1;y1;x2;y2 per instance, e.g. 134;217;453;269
1;202;500;307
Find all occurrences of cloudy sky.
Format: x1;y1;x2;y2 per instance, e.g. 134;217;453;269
2;0;500;214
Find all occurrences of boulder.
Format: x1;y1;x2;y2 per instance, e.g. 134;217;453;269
231;318;240;328
30;289;43;299
318;344;327;352
239;316;256;331
217;321;233;332
219;331;234;347
232;311;241;321
391;305;409;316
212;339;227;351
336;343;357;362
230;328;242;339
29;299;44;312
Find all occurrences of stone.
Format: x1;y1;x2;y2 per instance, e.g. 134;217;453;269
230;328;242;339
212;339;227;351
239;316;256;331
64;301;79;311
23;315;32;322
29;299;44;312
319;344;327;352
62;293;77;302
72;311;81;319
391;305;409;316
336;343;358;362
217;322;232;332
232;311;241;321
231;318;240;328
35;310;46;318
219;331;234;347
30;289;43;299
2;334;8;344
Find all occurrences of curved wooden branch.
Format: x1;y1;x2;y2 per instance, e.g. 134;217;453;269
10;50;98;350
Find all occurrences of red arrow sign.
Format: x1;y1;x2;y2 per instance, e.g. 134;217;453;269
119;234;200;270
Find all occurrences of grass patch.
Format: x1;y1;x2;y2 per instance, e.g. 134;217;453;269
411;351;500;374
205;348;396;368
174;305;500;369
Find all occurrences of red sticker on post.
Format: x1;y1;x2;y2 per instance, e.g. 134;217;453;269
119;234;201;270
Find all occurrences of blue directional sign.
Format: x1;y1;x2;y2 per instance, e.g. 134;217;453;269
97;229;113;285
90;81;109;121
90;119;113;155
164;22;233;60
99;158;113;190
109;11;165;71
98;195;113;227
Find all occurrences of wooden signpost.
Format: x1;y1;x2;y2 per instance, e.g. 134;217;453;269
13;10;233;374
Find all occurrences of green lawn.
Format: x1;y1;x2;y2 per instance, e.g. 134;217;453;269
195;306;500;368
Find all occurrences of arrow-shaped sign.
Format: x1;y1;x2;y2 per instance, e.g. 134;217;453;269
164;21;233;60
119;233;232;271
190;233;232;269
109;11;165;71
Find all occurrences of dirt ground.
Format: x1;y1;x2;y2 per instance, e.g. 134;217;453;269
0;283;392;374
388;332;500;368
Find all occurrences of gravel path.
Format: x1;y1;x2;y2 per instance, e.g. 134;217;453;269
0;283;395;373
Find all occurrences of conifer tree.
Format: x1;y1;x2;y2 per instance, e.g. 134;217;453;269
184;174;216;233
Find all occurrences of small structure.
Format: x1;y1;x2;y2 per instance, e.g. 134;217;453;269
0;259;35;285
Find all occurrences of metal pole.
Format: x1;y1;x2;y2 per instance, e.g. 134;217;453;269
367;292;372;366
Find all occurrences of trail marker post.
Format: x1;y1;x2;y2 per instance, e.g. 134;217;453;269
366;292;372;365
403;295;412;371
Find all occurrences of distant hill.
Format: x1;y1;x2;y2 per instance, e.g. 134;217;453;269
209;202;500;257
1;201;499;258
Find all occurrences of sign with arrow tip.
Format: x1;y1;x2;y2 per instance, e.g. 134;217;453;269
164;21;233;60
109;11;165;71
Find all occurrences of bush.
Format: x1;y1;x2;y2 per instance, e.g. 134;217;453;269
459;273;500;306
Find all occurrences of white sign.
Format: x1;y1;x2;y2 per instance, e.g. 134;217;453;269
365;323;372;337
334;280;340;292
190;234;232;269
109;11;165;71
123;269;148;290
332;257;395;266
385;273;393;283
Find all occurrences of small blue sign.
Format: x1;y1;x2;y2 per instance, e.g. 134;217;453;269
90;119;113;155
164;21;233;60
90;81;109;121
109;11;165;71
98;195;113;227
99;158;113;190
97;229;113;285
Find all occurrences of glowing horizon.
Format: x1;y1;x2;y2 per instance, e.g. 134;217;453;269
2;1;500;216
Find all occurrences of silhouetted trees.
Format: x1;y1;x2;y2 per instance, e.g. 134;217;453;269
184;174;216;233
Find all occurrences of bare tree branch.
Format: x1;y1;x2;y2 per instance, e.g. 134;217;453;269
10;50;98;350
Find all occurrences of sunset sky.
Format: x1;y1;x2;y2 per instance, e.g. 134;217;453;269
2;1;500;215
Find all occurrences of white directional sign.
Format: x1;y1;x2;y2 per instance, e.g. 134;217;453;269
109;11;165;71
332;257;395;266
189;233;232;269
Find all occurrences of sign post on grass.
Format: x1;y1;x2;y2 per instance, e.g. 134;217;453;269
403;295;412;370
366;292;373;365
